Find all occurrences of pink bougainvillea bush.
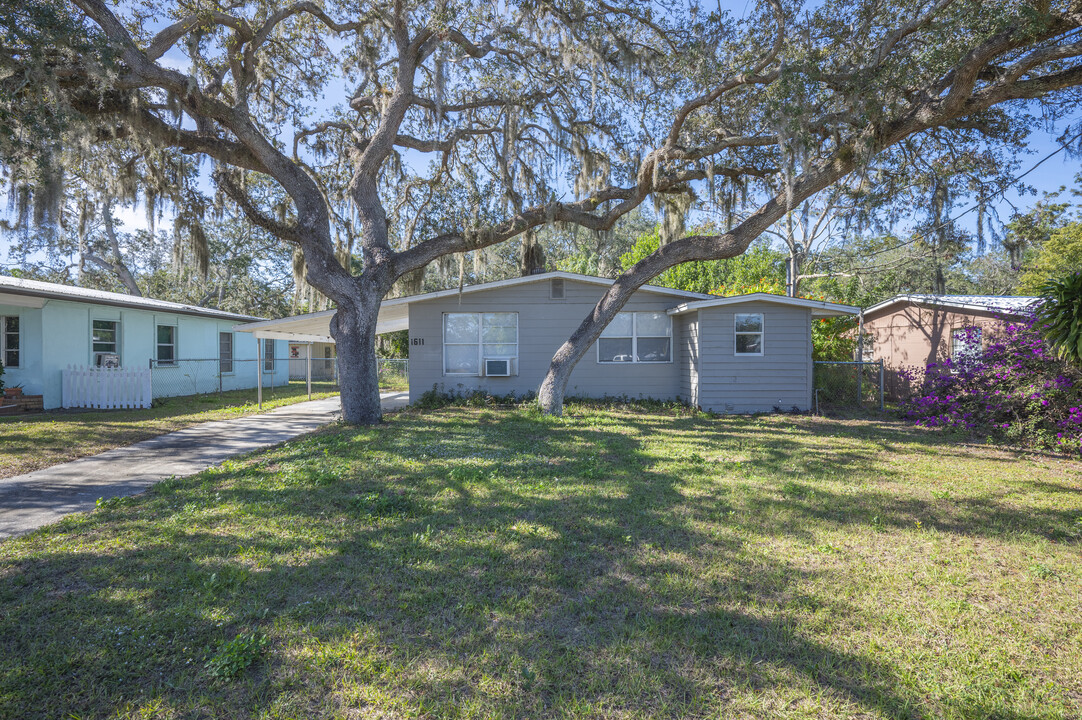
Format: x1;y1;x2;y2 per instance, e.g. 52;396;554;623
900;315;1082;456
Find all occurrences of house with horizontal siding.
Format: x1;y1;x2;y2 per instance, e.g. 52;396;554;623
0;276;288;409
238;272;858;414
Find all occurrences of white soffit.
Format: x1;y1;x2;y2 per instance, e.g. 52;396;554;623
0;293;46;309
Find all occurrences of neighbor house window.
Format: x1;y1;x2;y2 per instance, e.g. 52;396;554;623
92;319;119;364
734;313;764;355
858;332;875;361
1;316;18;368
263;338;275;372
156;325;177;366
598;312;672;363
951;326;982;361
219;332;233;374
443;312;519;375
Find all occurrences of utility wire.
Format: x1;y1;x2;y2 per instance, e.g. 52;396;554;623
850;124;1082;262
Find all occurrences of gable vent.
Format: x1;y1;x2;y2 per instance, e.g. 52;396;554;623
550;278;565;300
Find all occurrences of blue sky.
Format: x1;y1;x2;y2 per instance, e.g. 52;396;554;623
3;0;1080;268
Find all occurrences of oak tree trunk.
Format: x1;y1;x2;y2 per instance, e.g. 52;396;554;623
330;291;385;425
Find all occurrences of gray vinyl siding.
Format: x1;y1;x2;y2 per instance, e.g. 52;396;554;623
695;302;813;413
677;313;699;405
407;278;684;403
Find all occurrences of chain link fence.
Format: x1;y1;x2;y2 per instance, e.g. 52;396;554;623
813;360;884;413
147;357;408;404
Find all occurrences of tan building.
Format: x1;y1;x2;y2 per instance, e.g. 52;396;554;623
861;295;1038;398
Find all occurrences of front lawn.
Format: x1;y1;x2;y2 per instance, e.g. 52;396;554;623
0;381;342;479
1;404;1080;719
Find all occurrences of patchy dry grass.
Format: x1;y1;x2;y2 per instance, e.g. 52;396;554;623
0;381;340;479
1;404;1080;719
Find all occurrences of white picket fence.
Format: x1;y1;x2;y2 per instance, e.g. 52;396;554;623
61;365;153;410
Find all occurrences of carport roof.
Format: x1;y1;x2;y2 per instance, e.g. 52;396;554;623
233;302;409;342
234;271;716;342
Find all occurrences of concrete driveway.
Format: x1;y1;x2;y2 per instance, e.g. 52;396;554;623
0;392;408;540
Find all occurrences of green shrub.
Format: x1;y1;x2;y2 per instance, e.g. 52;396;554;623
1038;270;1082;365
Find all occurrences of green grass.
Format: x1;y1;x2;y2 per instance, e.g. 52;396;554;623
1;404;1080;719
0;381;342;479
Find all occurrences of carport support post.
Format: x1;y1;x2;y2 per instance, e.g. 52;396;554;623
306;343;312;400
256;335;263;409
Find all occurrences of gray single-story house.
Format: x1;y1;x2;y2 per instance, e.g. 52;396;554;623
237;271;858;413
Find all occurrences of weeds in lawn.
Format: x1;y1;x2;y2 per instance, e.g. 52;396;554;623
1029;563;1058;580
205;632;269;682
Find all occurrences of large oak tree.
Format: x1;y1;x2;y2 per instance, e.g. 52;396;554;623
4;0;1082;420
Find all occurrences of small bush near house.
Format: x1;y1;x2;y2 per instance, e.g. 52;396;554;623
901;315;1082;455
1038;269;1082;365
812;315;858;361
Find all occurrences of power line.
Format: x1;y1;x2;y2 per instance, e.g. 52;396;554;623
853;124;1082;261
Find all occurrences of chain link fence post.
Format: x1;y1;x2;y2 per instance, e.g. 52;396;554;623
813;360;886;414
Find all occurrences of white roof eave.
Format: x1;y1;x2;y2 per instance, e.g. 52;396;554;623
863;294;1041;317
667;293;860;317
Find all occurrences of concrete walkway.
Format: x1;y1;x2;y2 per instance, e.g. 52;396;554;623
0;392;408;540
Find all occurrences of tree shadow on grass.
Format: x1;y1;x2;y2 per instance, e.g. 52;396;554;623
0;407;1076;719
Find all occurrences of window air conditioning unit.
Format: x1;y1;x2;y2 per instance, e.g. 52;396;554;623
483;357;512;377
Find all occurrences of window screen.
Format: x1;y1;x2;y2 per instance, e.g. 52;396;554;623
219;332;233;373
2;316;18;368
598;312;671;363
734;313;764;355
92;320;119;362
156;325;176;365
443;313;518;374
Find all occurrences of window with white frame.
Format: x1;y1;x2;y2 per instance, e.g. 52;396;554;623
156;325;177;366
263;338;275;372
92;319;120;364
443;312;518;375
734;313;764;355
597;311;672;363
1;316;19;367
951;326;982;361
858;332;875;361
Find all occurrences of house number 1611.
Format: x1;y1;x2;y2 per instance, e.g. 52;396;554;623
411;338;424;346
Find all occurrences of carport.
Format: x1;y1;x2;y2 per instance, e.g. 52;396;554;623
234;301;411;406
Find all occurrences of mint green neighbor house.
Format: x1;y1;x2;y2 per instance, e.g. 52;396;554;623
0;276;288;409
